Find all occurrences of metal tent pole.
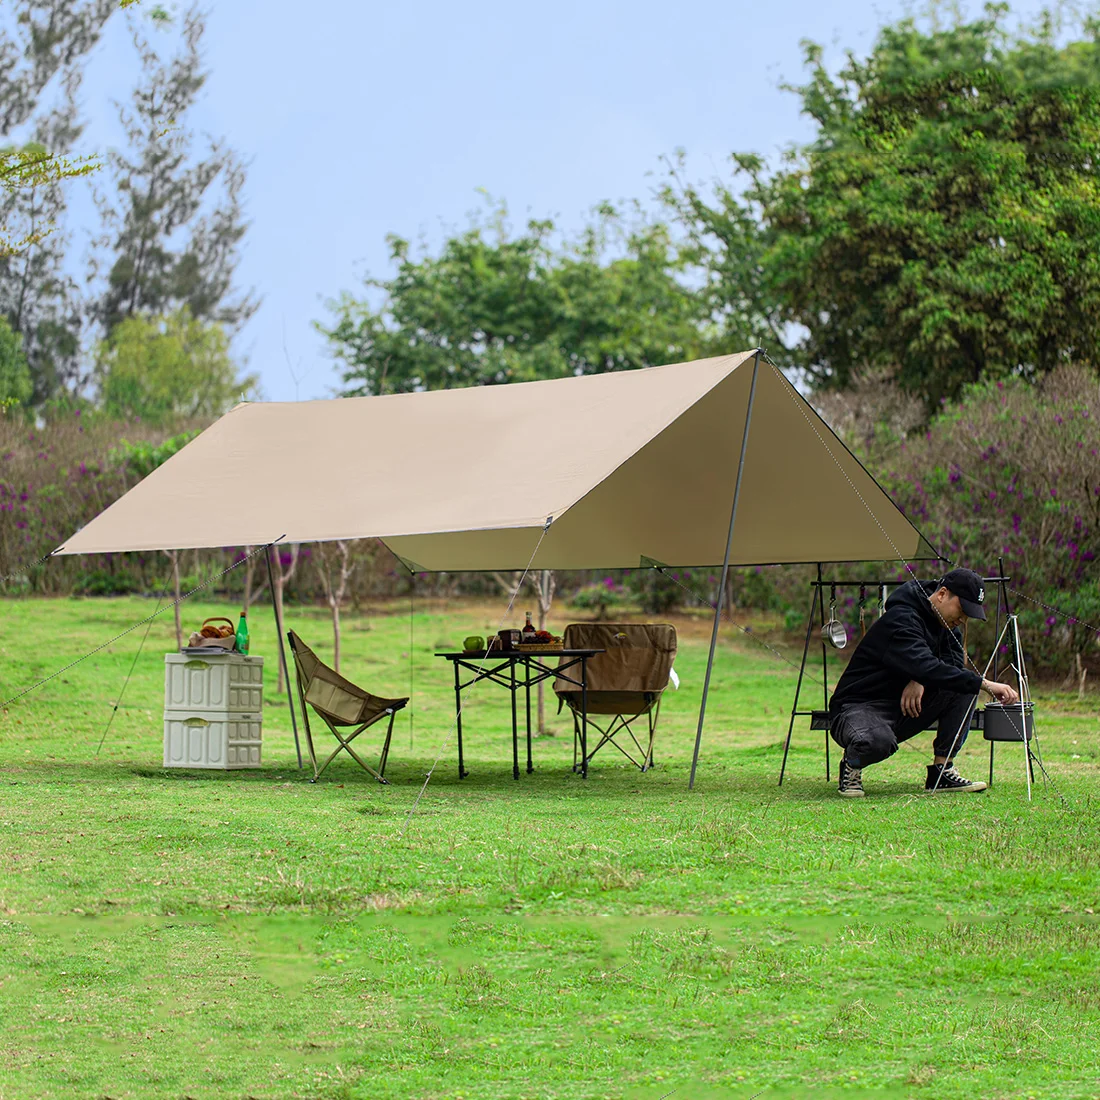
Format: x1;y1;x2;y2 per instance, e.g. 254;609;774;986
266;543;303;769
819;564;830;779
688;350;762;791
778;583;819;785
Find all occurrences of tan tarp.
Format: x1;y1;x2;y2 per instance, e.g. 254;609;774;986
56;350;938;568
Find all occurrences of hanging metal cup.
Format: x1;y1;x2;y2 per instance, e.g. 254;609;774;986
822;601;848;649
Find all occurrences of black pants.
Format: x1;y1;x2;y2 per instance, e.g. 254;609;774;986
830;687;975;769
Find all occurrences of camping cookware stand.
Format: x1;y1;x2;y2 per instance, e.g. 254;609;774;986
778;567;1014;786
983;565;1044;796
435;648;603;779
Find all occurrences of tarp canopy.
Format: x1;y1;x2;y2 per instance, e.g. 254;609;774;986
56;350;938;569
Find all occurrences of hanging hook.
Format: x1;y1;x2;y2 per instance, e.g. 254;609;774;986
823;583;846;649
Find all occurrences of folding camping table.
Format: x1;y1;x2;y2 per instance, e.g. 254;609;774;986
435;648;603;779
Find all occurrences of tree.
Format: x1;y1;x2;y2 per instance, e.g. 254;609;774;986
313;540;355;674
0;1;116;135
0;90;88;401
112;428;199;646
665;7;1100;408
0;313;32;405
94;5;255;335
96;306;256;424
319;202;715;396
0;2;122;390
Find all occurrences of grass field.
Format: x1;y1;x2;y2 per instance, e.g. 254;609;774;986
1;593;1099;1099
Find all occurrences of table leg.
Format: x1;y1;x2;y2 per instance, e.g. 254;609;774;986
580;657;589;780
454;660;468;779
511;659;520;780
525;658;533;774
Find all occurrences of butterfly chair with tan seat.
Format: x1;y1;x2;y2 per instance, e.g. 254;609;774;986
553;623;677;772
287;630;408;783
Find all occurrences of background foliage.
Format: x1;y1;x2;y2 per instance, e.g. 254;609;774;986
0;4;1097;683
321;201;716;395
663;6;1100;409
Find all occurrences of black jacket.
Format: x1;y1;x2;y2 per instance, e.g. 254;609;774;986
830;579;983;715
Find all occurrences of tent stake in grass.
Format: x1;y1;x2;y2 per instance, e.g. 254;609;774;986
689;349;761;791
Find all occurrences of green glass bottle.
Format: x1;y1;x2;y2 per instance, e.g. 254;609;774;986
235;610;249;655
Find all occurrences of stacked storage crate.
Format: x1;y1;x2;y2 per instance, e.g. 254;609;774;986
163;653;264;768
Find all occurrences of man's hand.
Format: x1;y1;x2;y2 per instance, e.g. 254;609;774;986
982;679;1020;705
901;680;925;718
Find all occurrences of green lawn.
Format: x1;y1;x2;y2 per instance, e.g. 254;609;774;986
1;594;1098;1099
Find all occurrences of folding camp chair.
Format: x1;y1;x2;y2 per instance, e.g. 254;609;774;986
553;623;677;772
287;631;408;783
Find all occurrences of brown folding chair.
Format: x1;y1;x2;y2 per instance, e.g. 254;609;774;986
553;623;677;772
287;631;408;783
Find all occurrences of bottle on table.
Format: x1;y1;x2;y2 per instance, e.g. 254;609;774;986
236;610;250;655
522;611;536;639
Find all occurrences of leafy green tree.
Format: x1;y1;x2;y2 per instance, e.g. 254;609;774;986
319;202;715;396
94;5;255;334
0;2;124;397
0;312;32;405
0;1;119;257
0;91;89;402
0;3;171;397
110;426;199;645
665;7;1100;408
96;306;256;424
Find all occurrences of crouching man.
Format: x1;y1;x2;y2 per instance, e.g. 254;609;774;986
830;568;1019;797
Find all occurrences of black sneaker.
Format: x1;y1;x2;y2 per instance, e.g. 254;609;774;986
838;758;864;798
925;762;988;793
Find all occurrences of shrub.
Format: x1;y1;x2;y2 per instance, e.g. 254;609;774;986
880;366;1100;676
72;569;142;597
625;568;715;615
569;578;627;619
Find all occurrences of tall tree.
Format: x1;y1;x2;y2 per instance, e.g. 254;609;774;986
0;2;119;397
665;7;1100;409
319;202;716;396
0;82;85;400
95;305;256;424
94;5;255;335
0;0;115;134
0;313;32;405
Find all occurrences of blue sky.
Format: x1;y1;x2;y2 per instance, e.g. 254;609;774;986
69;0;1055;401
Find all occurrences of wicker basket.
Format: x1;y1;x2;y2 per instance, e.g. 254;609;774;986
186;616;237;652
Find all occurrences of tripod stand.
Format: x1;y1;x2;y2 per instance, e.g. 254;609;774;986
983;570;1046;798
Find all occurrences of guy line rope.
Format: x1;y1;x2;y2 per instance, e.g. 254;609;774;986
0;542;274;711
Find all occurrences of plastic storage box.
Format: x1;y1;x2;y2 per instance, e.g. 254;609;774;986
163;653;263;769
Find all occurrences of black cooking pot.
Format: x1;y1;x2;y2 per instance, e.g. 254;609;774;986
982;701;1034;743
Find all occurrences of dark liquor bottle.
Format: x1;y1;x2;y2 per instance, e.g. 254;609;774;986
522;611;536;639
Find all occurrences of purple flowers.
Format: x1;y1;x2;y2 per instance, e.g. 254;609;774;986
880;364;1099;671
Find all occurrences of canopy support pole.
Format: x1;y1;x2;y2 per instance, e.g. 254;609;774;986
689;350;761;790
266;543;303;770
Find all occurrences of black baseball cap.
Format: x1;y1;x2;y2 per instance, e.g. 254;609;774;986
940;568;987;621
